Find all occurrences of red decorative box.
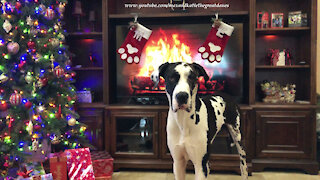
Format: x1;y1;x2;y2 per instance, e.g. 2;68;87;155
49;153;67;180
65;148;95;180
91;151;114;178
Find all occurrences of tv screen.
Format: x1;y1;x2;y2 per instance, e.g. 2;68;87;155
115;23;243;104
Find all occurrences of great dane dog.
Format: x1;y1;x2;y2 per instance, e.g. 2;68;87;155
151;62;248;180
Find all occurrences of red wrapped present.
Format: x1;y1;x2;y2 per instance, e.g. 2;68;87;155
65;148;95;180
91;151;114;178
49;153;67;180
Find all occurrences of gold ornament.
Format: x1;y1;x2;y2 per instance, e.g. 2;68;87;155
26;16;33;25
51;135;60;144
3;20;12;33
25;72;33;84
36;105;45;113
26;120;33;135
50;38;59;47
68;118;77;126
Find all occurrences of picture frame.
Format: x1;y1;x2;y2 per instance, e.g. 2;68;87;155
288;11;302;27
271;13;284;28
257;12;269;28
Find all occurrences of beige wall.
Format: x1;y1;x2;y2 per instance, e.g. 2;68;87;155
317;0;320;94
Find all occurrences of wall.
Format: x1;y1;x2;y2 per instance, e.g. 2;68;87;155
317;0;320;94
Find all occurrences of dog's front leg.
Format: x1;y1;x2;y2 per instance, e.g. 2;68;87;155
193;162;208;180
173;156;187;180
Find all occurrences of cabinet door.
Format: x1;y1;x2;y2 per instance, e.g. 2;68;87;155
111;111;159;158
256;110;312;159
78;109;104;150
160;112;171;159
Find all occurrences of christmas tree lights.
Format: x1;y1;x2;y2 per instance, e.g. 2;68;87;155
0;0;88;176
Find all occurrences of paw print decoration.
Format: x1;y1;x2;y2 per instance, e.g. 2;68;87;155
198;21;234;63
117;23;152;64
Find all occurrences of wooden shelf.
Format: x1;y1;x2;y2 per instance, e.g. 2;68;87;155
73;67;104;71
118;132;153;136
68;32;102;37
109;11;249;19
76;102;105;108
256;65;310;69
252;102;316;109
255;27;310;35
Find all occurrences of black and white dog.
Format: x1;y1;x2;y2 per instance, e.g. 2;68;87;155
151;62;248;180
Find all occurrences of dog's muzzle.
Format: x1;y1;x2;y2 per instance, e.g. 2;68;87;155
175;92;190;112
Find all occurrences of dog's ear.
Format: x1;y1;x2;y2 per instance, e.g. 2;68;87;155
190;62;211;89
151;62;170;88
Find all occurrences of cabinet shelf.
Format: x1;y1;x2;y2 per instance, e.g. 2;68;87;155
68;32;103;36
253;102;313;108
73;67;104;71
109;11;249;19
118;132;153;136
256;65;310;69
76;102;105;108
255;27;310;35
68;32;103;38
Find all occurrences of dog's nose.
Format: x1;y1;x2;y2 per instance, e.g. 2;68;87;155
176;92;189;105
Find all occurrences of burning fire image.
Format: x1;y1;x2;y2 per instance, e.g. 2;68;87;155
138;29;193;77
130;28;225;95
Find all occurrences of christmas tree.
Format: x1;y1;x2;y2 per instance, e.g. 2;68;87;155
0;0;88;176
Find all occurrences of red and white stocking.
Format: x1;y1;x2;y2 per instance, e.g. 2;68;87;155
117;23;152;64
198;22;234;63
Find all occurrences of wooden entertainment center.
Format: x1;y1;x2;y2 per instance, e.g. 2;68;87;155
65;0;318;175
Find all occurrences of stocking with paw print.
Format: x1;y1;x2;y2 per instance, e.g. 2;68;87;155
117;23;152;64
198;21;234;63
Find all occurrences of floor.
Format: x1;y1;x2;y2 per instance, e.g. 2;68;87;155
112;171;320;180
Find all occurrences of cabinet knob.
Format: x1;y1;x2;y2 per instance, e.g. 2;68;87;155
154;131;158;135
256;130;261;134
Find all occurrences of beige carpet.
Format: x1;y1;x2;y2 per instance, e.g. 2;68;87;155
112;171;320;180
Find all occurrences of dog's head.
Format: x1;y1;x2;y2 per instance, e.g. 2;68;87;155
151;62;209;112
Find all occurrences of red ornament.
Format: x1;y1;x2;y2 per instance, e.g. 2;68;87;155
56;104;61;119
38;77;48;87
54;66;65;77
0;87;4;94
15;2;22;9
31;49;36;54
45;8;55;20
0;101;8;111
67;96;72;101
27;41;36;49
9;93;22;105
34;124;41;131
24;101;32;109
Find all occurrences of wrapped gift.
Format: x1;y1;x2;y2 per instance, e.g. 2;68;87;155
17;173;53;180
91;151;113;178
65;148;95;180
24;162;46;176
49;153;67;180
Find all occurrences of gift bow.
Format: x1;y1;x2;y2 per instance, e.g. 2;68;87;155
17;169;33;178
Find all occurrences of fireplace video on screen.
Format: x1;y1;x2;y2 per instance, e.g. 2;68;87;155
115;23;243;105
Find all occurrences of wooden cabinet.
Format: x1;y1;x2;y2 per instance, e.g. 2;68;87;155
77;107;104;150
253;107;318;174
110;111;159;159
107;106;253;174
256;110;312;159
